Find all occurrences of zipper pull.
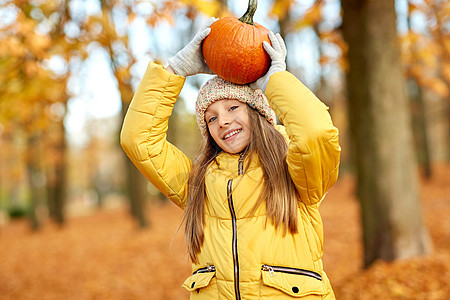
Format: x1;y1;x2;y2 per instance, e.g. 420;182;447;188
263;265;276;277
206;263;214;272
268;266;275;277
238;153;245;175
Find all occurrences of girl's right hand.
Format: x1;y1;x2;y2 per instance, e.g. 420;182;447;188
167;17;218;77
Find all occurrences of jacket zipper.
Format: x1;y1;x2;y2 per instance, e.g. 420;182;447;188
227;154;244;300
261;264;323;281
227;179;240;300
192;264;216;275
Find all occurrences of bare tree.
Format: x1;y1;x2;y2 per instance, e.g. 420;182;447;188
341;0;431;267
99;0;149;227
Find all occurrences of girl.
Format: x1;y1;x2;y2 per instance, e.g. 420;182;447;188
121;18;340;299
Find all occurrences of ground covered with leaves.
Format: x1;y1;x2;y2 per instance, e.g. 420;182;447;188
1;164;449;299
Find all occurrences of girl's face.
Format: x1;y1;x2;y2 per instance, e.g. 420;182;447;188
205;99;251;154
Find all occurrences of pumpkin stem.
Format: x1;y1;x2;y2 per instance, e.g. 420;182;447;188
238;0;257;25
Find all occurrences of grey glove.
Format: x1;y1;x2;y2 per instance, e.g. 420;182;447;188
168;17;218;77
250;32;287;93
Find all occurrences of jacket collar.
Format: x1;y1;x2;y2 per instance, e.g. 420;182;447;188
213;152;260;173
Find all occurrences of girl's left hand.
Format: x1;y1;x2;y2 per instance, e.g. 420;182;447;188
250;32;287;92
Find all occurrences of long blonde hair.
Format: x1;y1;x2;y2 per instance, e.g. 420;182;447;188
184;107;298;263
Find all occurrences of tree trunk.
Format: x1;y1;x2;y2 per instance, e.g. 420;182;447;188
406;5;432;178
408;80;432;178
124;155;149;228
430;2;450;160
98;0;149;228
121;100;149;228
341;0;431;267
51;118;67;225
26;134;44;231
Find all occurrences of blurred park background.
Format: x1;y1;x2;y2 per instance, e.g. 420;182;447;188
0;0;449;299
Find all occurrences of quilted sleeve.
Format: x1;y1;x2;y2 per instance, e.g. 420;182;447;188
265;71;341;206
120;62;192;209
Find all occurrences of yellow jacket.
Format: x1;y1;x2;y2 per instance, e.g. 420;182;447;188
121;62;340;299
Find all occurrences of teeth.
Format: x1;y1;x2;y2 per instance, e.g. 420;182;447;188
223;129;241;140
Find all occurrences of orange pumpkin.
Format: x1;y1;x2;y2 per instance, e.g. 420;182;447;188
202;0;271;85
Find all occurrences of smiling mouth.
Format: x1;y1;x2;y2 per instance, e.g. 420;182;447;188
223;129;242;140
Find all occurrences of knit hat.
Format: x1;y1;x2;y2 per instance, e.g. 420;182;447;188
196;76;276;137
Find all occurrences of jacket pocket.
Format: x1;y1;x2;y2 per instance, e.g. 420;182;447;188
182;265;216;292
261;264;326;297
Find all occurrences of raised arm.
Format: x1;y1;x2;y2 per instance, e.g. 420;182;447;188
252;32;340;206
267;72;340;206
120;62;191;209
121;18;218;208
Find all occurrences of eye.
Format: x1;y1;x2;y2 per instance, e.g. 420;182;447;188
207;116;216;123
229;105;239;111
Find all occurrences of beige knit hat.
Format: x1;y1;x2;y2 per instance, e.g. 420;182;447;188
196;76;276;137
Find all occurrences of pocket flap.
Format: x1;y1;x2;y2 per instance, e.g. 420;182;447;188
182;270;216;292
262;269;326;297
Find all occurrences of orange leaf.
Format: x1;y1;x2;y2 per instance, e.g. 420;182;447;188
425;77;449;97
183;0;221;17
441;62;450;84
319;55;332;66
270;0;294;20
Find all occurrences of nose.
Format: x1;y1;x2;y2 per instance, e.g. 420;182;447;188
218;116;230;127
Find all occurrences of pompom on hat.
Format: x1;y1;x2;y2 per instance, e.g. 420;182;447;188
196;76;276;137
